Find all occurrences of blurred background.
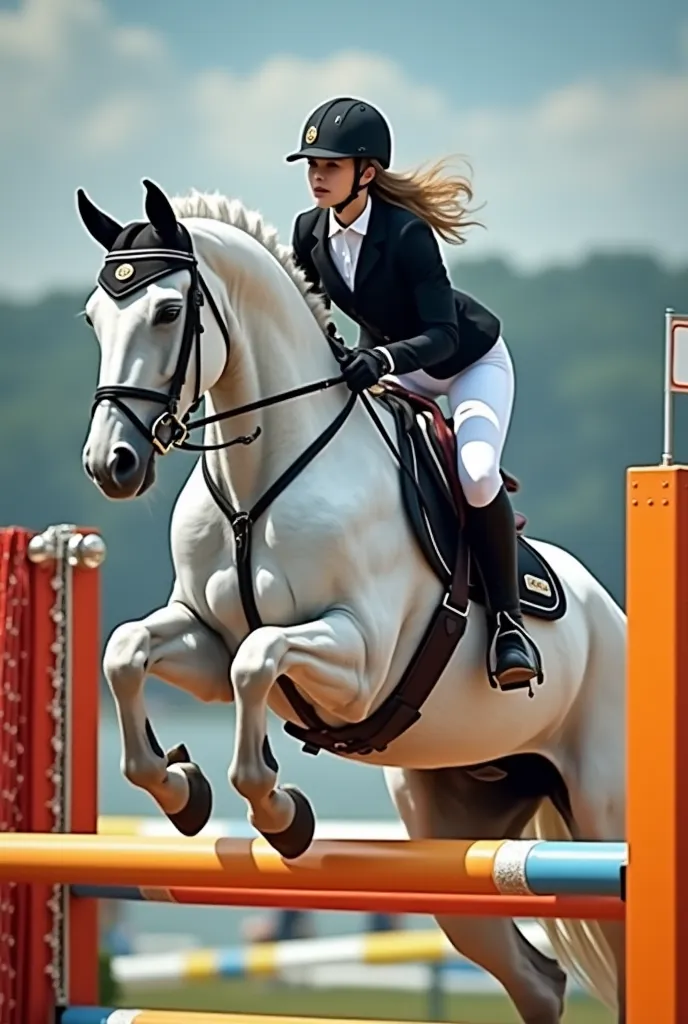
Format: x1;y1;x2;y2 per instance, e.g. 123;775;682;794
1;0;687;1019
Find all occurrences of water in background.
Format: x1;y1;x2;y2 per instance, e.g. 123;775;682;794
98;700;433;950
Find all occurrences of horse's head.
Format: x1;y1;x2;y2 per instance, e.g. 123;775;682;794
76;179;230;499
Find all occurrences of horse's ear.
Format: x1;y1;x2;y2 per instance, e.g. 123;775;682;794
142;178;178;243
75;188;123;250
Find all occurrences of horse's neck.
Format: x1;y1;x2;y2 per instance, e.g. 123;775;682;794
202;256;345;512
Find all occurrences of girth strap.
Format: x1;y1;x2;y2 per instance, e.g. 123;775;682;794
282;536;470;756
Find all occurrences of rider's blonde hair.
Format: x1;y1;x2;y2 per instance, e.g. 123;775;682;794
368;157;483;245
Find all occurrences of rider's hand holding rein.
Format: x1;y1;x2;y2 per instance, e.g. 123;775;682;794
341;347;390;393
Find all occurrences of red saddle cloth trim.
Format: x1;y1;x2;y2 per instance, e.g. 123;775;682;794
378;381;463;508
377;381;524;529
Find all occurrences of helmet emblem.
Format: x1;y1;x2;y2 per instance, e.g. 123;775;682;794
305;125;318;144
114;263;134;281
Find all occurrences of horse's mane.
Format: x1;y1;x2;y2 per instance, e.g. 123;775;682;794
170;190;331;333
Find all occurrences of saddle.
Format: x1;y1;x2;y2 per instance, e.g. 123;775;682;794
280;378;567;759
374;380;566;621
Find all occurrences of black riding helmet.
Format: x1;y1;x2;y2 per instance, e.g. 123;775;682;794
286;97;392;212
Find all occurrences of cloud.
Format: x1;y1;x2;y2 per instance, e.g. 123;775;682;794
1;0;687;298
0;0;170;153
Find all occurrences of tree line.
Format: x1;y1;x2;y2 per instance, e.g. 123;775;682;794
1;250;686;701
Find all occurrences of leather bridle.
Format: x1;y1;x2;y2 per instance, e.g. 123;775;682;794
91;232;347;456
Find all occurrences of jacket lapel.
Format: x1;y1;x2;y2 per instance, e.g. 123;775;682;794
310;209;353;311
353;197;386;290
310;197;389;306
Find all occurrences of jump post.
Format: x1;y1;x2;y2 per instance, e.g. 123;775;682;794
2;309;688;1024
626;308;688;1020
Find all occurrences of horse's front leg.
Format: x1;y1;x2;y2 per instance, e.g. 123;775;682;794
103;600;233;836
228;609;372;858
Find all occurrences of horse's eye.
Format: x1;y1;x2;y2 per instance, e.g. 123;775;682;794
83;313;93;328
155;306;181;325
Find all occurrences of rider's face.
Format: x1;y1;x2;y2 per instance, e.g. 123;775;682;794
306;158;374;209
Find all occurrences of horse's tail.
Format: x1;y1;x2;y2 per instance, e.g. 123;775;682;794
521;798;618;1012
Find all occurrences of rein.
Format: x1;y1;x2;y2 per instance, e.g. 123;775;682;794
178;369;347;452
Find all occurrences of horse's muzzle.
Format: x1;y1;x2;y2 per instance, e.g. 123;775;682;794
83;438;156;500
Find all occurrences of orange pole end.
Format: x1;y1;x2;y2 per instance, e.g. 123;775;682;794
626;466;688;1023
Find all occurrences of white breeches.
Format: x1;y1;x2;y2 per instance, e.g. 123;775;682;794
390;336;515;508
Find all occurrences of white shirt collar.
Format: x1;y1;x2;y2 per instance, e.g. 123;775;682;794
328;195;372;238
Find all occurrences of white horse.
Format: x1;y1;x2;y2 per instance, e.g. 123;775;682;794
76;179;626;1023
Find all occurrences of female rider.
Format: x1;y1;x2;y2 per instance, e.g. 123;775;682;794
286;96;540;690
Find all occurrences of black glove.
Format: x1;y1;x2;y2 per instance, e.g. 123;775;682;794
341;348;390;394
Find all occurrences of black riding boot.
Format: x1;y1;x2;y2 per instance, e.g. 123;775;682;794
464;485;541;690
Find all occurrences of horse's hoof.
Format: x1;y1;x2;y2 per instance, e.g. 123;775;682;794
258;784;315;859
164;745;213;837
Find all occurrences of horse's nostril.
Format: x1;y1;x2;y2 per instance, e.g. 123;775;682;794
108;443;141;486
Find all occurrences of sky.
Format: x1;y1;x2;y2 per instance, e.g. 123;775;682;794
0;0;687;299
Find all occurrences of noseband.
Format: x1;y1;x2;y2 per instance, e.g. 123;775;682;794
90;229;347;456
